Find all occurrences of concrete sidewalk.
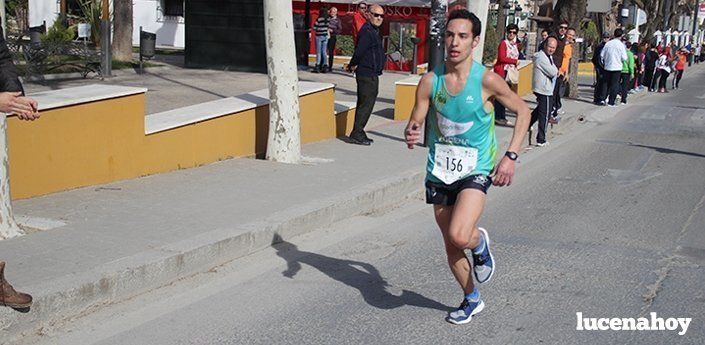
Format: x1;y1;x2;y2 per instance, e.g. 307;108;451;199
0;65;663;343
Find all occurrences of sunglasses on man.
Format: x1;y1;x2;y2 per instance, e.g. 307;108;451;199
371;13;384;18
559;26;568;29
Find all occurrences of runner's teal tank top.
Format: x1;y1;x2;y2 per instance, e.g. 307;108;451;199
426;61;497;183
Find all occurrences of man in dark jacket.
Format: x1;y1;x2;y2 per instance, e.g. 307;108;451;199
346;4;385;145
592;32;610;104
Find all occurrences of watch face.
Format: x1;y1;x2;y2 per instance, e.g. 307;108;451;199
506;152;518;160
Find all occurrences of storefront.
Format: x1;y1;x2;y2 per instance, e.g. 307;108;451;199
292;0;431;72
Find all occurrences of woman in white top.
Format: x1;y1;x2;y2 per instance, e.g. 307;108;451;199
655;46;671;93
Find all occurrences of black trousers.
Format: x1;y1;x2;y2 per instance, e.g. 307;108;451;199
351;75;379;139
551;75;566;116
658;69;669;90
674;70;684;88
593;67;605;103
605;70;622;105
619;73;631;103
493;81;512;121
643;67;654;88
530;93;552;144
327;35;337;70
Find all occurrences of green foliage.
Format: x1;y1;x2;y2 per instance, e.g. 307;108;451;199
387;31;416;61
77;0;104;46
337;35;354;56
41;19;77;43
583;20;599;46
483;25;499;65
6;0;28;13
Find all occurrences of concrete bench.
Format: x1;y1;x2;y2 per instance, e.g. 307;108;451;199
7;82;337;199
393;61;534;121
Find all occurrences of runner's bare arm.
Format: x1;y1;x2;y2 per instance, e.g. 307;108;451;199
483;72;531;186
404;72;434;149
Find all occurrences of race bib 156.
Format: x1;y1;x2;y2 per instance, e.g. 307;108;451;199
431;144;477;184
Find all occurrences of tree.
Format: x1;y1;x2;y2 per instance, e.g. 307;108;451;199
553;0;588;98
112;0;133;61
0;114;23;240
263;0;301;163
496;0;508;40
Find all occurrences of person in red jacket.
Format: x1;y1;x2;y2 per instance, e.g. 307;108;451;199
492;23;520;126
352;2;368;45
672;48;687;90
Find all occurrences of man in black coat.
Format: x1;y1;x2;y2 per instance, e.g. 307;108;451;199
592;32;610;104
346;4;385;145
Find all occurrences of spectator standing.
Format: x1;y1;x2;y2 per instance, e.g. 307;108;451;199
673;48;687;89
530;36;558;146
600;28;628;106
352;2;368;45
655;46;671;93
695;44;701;64
537;29;549;51
591;32;610;104
551;27;575;122
347;4;385;145
619;40;635;104
492;23;520;126
312;7;330;73
326;7;342;72
643;44;659;91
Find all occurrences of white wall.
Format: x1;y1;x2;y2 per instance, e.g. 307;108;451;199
133;0;185;48
28;0;59;28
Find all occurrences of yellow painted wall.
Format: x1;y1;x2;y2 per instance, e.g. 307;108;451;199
7;88;335;200
394;84;416;121
335;109;356;137
514;62;534;97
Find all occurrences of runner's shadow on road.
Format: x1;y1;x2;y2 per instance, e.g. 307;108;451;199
272;234;450;312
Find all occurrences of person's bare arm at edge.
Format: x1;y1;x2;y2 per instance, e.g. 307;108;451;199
483;71;531;187
404;72;434;149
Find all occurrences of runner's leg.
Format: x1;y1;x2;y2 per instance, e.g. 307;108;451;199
434;189;486;294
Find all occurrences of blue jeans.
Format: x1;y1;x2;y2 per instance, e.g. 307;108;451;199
316;35;328;67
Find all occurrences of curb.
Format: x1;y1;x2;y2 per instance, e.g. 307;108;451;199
0;169;425;344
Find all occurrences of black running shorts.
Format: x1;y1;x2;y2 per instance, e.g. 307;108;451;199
425;174;492;206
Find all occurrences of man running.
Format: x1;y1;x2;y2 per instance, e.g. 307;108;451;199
404;9;530;325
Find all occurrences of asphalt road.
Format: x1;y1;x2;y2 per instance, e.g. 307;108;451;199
27;67;705;345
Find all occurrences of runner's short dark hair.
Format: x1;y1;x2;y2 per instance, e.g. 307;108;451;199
614;28;623;38
506;23;519;32
447;9;482;38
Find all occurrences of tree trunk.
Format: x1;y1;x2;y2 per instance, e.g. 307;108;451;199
553;0;588;98
0;115;23;240
496;0;507;40
263;0;301;164
639;0;665;42
112;0;133;61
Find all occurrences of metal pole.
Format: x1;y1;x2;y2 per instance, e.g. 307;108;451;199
101;0;112;76
425;0;448;146
0;0;5;38
304;0;311;66
693;0;700;36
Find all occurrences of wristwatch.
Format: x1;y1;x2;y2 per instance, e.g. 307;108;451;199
505;151;518;161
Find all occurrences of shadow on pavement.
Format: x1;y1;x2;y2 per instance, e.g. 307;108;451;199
597;139;705;159
272;234;450;312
